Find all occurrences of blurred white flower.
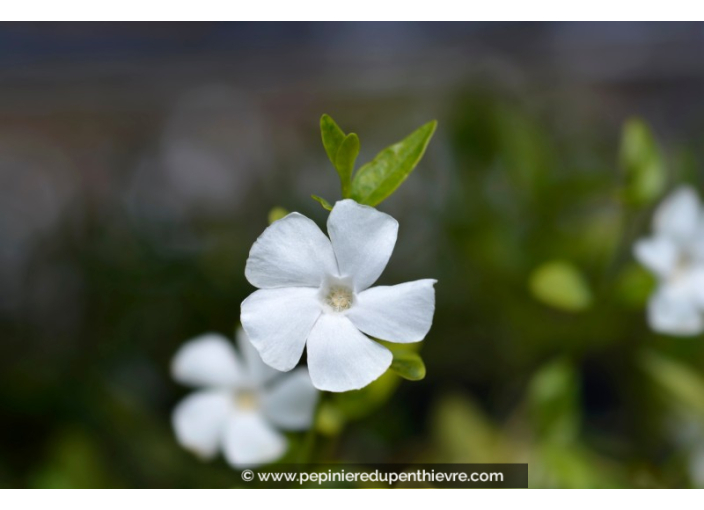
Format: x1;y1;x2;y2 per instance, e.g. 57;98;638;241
0;134;77;311
127;86;269;222
241;199;436;392
634;186;704;335
171;328;318;468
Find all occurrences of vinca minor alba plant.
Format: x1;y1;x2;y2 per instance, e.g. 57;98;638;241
172;114;437;468
240;115;438;392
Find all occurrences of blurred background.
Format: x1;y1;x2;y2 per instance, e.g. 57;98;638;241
3;21;704;488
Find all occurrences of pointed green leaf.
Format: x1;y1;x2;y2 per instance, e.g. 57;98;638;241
351;120;437;206
529;261;592;312
390;349;426;381
335;133;360;198
619;118;666;206
311;195;333;211
320;114;346;166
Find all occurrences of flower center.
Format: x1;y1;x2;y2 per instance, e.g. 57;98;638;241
672;252;693;283
325;285;354;312
318;275;355;313
234;389;259;411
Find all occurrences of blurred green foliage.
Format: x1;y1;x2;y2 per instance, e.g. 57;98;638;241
620;119;666;206
528;358;581;443
529;262;592;312
3;84;704;489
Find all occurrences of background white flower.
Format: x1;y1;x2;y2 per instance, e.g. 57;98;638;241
634;186;704;336
241;199;436;392
171;328;318;468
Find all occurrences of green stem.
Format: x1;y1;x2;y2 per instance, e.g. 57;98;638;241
341;179;351;199
298;392;326;463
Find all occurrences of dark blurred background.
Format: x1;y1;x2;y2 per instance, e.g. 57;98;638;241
3;22;704;488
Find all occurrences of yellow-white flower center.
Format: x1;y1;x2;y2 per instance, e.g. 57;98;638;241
671;252;693;283
325;285;354;312
235;389;259;411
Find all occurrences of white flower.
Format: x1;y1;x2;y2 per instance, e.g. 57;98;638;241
240;199;436;392
171;328;318;468
634;186;704;336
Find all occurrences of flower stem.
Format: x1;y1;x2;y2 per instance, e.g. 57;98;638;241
298;392;326;463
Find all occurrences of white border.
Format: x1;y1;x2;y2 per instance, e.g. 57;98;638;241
0;487;686;504
2;3;704;21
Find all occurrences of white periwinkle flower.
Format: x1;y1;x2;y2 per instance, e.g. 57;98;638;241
634;186;704;336
240;199;436;392
171;328;318;468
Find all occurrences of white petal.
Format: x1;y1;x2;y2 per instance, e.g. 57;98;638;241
171;333;243;388
172;390;231;459
306;313;392;392
647;286;704;336
681;267;704;310
245;213;339;289
236;327;279;386
633;236;678;278
262;368;319;430
327;199;398;292
240;287;321;372
347;279;436;343
691;221;704;262
654;186;701;242
221;412;287;468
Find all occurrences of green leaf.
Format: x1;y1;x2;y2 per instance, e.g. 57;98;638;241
334;370;401;420
320;114;346;165
619;118;666;206
311;195;333;211
320;115;361;198
351;120;437;206
535;443;625;488
377;338;422;354
430;393;506;463
390;349;426;381
267;206;289;224
639;350;704;419
335;133;360;197
528;358;580;444
315;400;346;437
529;261;592;312
30;427;112;488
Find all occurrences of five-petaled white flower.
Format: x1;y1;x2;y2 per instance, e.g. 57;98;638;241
634;186;704;336
171;328;318;468
240;199;436;392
